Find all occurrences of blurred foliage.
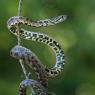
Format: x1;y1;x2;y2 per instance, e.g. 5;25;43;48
0;0;95;95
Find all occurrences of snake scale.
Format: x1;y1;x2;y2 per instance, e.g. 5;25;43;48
7;15;67;95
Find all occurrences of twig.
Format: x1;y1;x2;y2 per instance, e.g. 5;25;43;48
18;0;22;16
17;0;22;45
17;0;28;79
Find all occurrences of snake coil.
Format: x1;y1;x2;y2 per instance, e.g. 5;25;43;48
7;15;67;95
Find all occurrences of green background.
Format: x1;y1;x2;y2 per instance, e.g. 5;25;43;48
0;0;95;95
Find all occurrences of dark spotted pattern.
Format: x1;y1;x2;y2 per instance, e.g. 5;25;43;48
7;15;67;95
7;15;67;77
10;45;48;87
19;79;47;95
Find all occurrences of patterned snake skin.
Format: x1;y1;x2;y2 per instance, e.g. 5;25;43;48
10;45;48;87
7;15;67;95
7;15;66;77
19;79;48;95
19;79;47;95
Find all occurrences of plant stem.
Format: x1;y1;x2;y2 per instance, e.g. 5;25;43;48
17;0;28;79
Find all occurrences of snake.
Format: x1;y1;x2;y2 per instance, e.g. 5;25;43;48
19;79;47;95
7;15;66;77
19;79;56;95
7;15;66;94
10;45;48;88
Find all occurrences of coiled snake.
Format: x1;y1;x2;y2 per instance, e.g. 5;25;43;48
7;15;67;95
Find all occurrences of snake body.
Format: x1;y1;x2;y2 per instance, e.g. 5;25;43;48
10;45;48;88
19;79;47;95
7;15;66;77
7;15;66;95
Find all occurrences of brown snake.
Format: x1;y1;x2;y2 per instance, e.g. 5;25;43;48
10;45;48;95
